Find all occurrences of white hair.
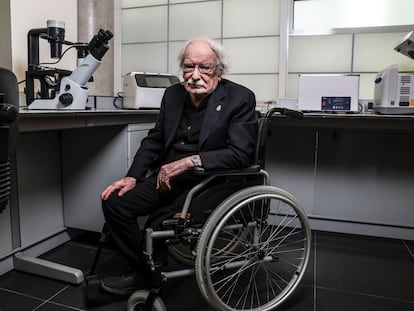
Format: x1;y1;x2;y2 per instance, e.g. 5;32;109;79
178;37;229;75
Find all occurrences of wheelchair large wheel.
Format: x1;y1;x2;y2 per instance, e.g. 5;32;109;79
195;185;311;311
127;290;166;311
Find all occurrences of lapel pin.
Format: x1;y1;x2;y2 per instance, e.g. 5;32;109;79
216;104;222;112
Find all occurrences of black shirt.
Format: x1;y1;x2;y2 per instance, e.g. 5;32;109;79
163;95;209;164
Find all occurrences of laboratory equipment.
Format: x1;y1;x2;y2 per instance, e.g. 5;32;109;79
123;72;180;109
297;75;360;112
373;64;414;114
25;20;113;110
373;31;414;114
394;30;414;60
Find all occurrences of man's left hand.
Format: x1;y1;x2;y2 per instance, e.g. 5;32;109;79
156;157;193;191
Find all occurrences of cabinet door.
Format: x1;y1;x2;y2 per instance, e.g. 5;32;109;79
0;205;12;258
314;130;414;227
61;126;127;232
127;123;154;168
16;132;65;246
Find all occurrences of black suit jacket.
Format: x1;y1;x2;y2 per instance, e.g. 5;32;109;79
127;79;257;182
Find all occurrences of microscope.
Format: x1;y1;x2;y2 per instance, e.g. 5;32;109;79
25;20;113;110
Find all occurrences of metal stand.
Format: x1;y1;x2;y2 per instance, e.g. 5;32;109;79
14;252;84;284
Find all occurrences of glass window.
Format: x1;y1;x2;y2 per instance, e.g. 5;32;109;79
293;0;414;31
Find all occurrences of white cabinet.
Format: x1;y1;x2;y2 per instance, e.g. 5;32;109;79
14;122;154;236
127;123;154;168
62;125;127;232
16;132;65;247
62;123;154;232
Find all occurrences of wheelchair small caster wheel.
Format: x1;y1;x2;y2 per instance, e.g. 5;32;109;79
127;290;166;311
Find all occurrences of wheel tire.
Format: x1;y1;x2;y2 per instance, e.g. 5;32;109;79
127;290;167;311
195;185;311;311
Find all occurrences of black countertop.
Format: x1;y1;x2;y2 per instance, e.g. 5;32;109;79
18;108;159;132
18;107;414;133
270;111;414;132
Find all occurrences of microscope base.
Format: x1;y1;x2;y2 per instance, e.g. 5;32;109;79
28;83;89;110
28;98;87;110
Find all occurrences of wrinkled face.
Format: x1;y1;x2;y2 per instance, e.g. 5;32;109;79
182;41;221;102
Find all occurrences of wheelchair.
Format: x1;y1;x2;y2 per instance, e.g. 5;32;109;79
92;107;311;311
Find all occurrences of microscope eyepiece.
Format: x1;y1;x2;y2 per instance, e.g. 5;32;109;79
88;29;113;61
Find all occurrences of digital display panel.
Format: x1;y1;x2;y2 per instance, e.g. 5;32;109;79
321;96;351;111
144;76;172;88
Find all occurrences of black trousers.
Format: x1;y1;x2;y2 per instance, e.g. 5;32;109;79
101;174;200;269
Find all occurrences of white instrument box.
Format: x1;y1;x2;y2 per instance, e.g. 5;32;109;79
123;72;180;109
297;75;360;112
373;64;414;114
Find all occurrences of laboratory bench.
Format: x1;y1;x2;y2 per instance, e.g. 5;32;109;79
1;108;414;284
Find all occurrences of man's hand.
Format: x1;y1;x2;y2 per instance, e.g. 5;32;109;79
101;176;137;201
157;157;194;191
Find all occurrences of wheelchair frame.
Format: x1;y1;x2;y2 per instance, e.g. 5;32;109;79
126;108;311;311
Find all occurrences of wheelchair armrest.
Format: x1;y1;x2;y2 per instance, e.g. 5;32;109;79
192;164;261;177
177;165;264;222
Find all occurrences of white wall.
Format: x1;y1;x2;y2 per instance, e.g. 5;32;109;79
119;0;414;103
0;1;12;69
119;0;280;103
3;1;414;103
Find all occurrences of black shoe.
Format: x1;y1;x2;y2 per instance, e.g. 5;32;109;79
100;273;144;296
85;275;125;306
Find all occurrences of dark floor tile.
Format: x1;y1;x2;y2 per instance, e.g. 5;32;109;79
0;270;67;300
82;300;128;311
404;240;414;258
316;244;414;302
49;282;88;310
316;287;414;311
51;279;133;310
160;273;314;311
39;240;118;275
38;300;127;311
315;231;408;256
160;275;212;311
35;302;83;311
0;289;44;311
3;229;414;311
301;233;316;287
274;285;314;311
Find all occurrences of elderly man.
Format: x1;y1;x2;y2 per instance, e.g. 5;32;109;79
100;37;257;295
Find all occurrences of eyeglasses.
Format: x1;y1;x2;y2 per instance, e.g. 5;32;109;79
182;63;216;74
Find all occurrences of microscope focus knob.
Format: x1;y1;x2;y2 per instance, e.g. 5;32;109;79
59;93;73;106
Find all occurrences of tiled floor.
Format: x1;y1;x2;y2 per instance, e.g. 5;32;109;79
0;230;413;311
